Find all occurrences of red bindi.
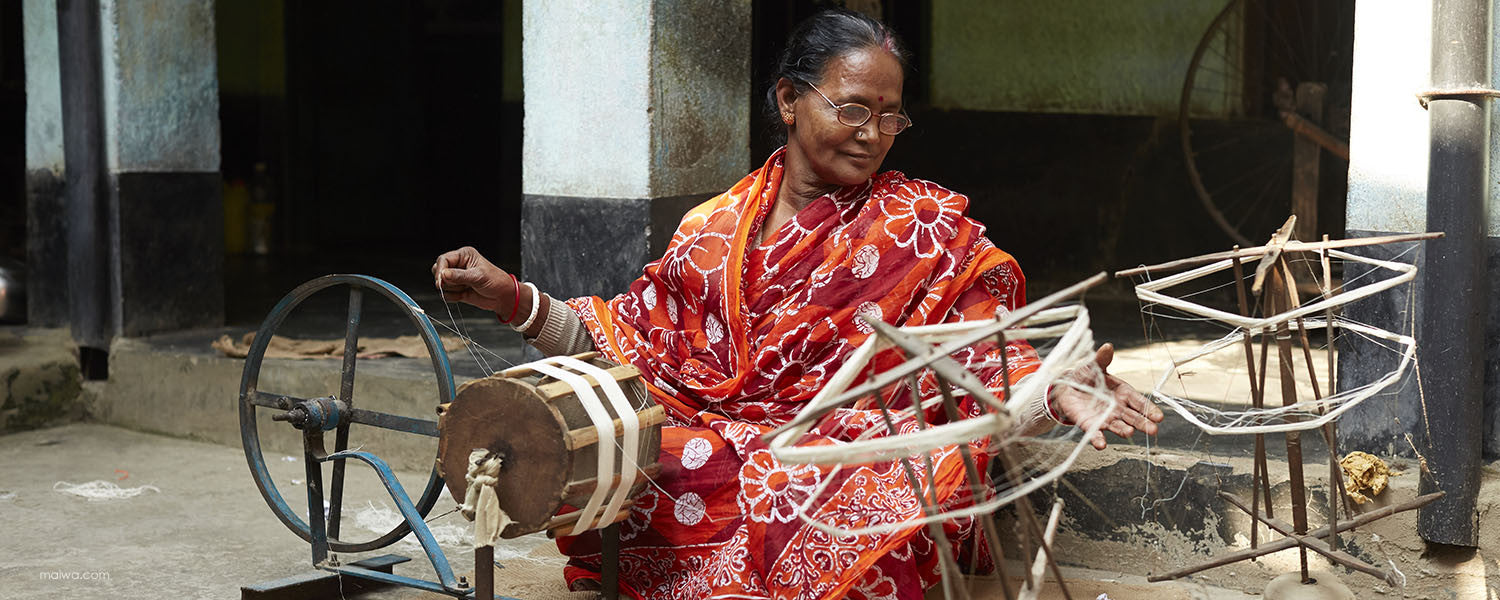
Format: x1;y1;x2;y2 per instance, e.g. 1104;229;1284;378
878;96;884;102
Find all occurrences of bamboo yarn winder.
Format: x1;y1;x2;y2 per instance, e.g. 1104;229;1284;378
1117;217;1445;587
237;275;660;600
766;273;1120;600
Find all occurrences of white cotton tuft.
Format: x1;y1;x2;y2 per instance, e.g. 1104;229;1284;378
53;480;160;501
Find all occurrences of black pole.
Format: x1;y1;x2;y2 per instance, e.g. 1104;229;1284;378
1418;0;1489;547
55;0;113;353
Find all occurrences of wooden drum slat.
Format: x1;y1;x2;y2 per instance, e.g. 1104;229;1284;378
538;364;643;402
544;504;634;538
564;404;667;450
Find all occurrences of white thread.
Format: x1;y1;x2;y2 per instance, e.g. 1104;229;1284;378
53;480;160;501
512;283;542;332
527;360;617;535
431;288;514;370
439;287;494;374
552;355;642;525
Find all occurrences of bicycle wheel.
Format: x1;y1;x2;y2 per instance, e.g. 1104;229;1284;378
1180;0;1354;246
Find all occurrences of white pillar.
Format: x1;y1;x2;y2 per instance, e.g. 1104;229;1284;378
23;0;66;326
520;0;751;299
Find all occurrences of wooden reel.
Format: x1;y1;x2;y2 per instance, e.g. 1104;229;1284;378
437;352;665;538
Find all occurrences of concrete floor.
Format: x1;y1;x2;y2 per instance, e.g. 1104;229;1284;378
0;423;587;600
2;423;1265;600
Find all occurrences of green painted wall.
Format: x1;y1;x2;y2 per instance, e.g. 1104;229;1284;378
215;0;284;97
929;0;1230;116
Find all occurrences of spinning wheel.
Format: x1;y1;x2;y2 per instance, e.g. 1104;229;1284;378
239;274;475;596
240;274;652;599
240;274;452;551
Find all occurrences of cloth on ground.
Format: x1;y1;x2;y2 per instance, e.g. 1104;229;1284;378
212;332;467;360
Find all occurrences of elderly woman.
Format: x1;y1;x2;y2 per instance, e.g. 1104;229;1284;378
435;9;1161;600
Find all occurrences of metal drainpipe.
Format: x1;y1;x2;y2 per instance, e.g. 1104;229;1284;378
55;0;114;354
1418;0;1490;547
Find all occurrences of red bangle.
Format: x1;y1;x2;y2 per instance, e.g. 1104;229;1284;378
500;273;520;324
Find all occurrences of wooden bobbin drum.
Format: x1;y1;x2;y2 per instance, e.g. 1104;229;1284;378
437;352;665;538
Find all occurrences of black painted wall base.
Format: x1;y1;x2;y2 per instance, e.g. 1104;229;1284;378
521;193;709;301
1337;228;1500;461
112;172;225;336
26;170;68;326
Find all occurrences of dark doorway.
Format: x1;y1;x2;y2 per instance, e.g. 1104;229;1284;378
217;0;522;326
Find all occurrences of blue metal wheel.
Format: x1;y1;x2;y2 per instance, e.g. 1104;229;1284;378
238;274;456;553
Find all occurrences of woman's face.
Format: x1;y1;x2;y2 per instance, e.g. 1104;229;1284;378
779;46;904;187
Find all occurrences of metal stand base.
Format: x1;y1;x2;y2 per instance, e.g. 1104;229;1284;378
242;554;409;599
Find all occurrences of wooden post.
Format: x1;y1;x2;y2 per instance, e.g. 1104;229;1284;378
1292;83;1327;243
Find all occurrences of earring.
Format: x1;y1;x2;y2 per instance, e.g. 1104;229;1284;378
784;114;795;125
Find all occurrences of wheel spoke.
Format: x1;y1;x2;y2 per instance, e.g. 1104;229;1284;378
247;390;309;409
330;287;364;540
349;408;441;437
339;288;364;406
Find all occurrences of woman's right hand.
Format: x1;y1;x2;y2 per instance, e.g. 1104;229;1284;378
432;246;515;314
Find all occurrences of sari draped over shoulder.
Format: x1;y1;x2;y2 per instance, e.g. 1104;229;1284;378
561;149;1037;600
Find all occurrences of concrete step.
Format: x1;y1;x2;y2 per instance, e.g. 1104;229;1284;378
0;328;83;432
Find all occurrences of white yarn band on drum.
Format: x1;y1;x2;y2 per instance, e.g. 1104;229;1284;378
553;355;641;523
528;359;617;536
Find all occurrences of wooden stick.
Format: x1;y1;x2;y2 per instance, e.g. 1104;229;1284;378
1268;264;1311;582
499;351;602;378
1251;216;1298;295
1256;325;1275;519
773;274;1106;434
1114;232;1445;279
1219;491;1393;584
1231;252;1265;548
997;447;1073;600
1148;492;1443;581
1018;498;1065;600
933;378;1008;584
872;392;966;600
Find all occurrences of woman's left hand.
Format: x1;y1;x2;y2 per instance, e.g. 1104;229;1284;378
1047;343;1164;450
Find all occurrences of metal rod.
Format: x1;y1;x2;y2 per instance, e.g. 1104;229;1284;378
1419;0;1490;547
476;544;494;600
305;440;329;566
601;523;620;600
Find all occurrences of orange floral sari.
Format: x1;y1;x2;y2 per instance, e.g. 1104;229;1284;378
562;149;1034;599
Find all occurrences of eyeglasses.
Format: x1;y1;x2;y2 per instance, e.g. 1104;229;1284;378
807;84;912;136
